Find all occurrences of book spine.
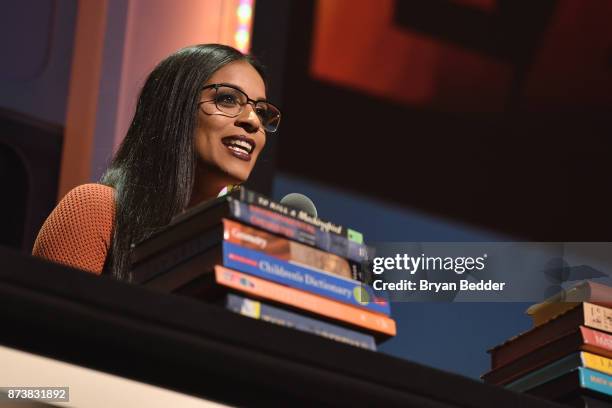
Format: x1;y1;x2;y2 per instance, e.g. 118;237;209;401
228;198;370;263
236;189;363;243
222;241;390;315
582;326;612;353
578;367;612;397
225;293;377;351
584;303;612;334
222;218;368;282
582;352;612;376
214;265;396;336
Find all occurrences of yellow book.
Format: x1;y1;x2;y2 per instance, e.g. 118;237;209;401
582;351;612;376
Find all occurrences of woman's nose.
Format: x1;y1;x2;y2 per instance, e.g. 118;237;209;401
235;103;261;133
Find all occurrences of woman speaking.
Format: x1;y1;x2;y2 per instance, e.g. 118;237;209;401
32;44;281;281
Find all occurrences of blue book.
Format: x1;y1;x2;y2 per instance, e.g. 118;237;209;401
222;241;390;315
579;367;612;397
225;293;377;351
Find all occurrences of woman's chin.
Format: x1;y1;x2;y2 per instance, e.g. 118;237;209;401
220;169;248;186
198;159;249;184
224;163;253;184
230;171;250;184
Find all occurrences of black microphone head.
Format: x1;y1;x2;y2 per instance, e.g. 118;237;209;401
280;193;318;218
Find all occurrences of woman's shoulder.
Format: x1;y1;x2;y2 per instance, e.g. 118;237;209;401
32;183;116;275
64;183;115;203
57;183;116;224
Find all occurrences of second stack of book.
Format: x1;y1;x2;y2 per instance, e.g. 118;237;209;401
482;281;612;407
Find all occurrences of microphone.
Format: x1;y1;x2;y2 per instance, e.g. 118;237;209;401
280;193;318;218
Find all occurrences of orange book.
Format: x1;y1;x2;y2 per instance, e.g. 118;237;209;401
214;265;396;337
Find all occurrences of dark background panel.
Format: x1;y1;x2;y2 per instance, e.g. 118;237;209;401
0;108;63;252
276;0;612;240
245;0;293;196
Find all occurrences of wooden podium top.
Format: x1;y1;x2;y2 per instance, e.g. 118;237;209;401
0;247;563;407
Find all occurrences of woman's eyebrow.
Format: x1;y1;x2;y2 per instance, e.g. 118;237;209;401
217;82;267;102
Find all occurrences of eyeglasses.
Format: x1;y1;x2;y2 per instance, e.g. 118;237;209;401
199;84;281;133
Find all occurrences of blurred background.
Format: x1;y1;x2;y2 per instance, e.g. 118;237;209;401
1;0;611;379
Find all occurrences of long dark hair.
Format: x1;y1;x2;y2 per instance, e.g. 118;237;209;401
101;44;266;281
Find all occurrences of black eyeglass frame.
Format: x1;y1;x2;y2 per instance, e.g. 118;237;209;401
199;83;281;133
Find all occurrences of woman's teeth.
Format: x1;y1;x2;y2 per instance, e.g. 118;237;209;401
228;145;249;154
227;139;253;154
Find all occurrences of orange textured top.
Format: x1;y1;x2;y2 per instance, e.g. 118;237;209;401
32;183;116;275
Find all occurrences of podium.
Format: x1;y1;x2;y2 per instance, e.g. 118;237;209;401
0;247;563;407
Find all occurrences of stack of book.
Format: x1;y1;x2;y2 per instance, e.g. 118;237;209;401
130;188;396;351
482;281;612;407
